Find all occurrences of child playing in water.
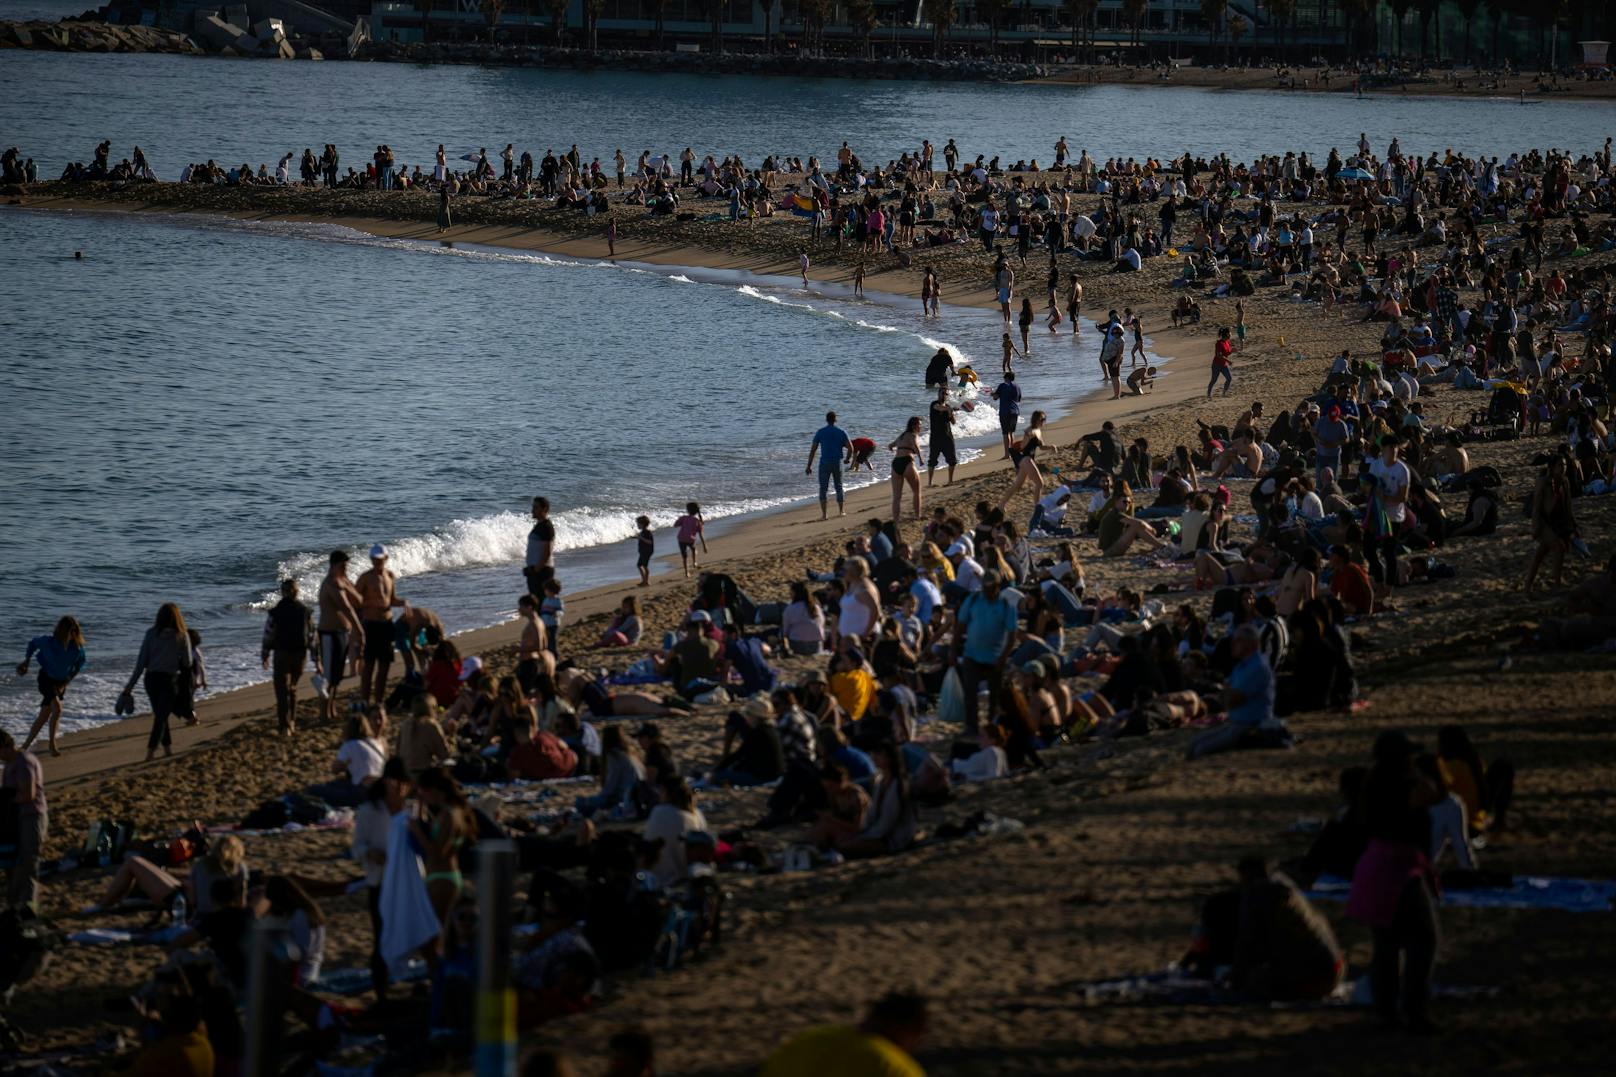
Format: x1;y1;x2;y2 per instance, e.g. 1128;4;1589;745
1001;332;1021;375
635;515;654;587
674;502;708;578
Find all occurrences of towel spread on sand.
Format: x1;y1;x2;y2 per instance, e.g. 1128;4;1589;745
1307;874;1616;914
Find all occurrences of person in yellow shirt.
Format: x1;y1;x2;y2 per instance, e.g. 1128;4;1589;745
119;974;215;1077
761;992;928;1077
828;649;876;723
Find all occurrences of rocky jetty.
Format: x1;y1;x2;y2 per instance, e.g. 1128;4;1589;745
355;41;1045;82
0;18;201;54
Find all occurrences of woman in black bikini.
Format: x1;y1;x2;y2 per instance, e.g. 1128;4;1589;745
888;416;923;522
998;410;1048;513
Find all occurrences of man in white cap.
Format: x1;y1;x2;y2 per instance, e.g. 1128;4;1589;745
655;611;721;696
317;550;365;724
947;541;984;596
356;543;406;705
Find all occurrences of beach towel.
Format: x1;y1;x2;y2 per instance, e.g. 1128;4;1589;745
378;812;441;975
1309;873;1614;914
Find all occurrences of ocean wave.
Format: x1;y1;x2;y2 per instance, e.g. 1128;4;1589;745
668;274;695;283
254;493;805;609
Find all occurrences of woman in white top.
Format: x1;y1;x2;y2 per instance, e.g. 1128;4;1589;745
434;144;447;183
780;581;827;656
950;725;1010;782
837;557;881;646
642;778;708;887
313;708;386;808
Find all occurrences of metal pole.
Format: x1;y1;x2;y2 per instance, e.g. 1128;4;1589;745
474;839;517;1077
244;920;290;1077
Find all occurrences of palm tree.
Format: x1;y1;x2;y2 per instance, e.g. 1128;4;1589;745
1454;0;1480;61
1122;0;1147;48
706;0;725;53
545;0;566;46
980;0;1009;57
1388;0;1410;55
1337;0;1376;53
1065;0;1097;60
801;0;831;55
1228;11;1247;58
480;0;505;43
761;0;774;53
924;0;957;58
584;0;603;51
849;0;877;57
647;0;667;50
1201;0;1227;60
1267;0;1297;60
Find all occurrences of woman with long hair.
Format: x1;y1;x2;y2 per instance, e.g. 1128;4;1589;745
887;416;923;521
18;615;86;756
121;603;194;761
840;740;918;858
837;557;882;649
410;766;475;924
574;725;645;818
998;410;1047;513
1524;453;1577;593
781;580;827;656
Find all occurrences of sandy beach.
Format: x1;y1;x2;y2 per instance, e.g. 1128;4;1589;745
7;156;1616;1075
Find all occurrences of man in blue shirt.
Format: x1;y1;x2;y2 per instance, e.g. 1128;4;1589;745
805;411;853;520
1188;625;1286;758
950;570;1020;733
990;372;1021;460
865;519;893;563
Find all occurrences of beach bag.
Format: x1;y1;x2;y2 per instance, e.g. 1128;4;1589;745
936;668;967;727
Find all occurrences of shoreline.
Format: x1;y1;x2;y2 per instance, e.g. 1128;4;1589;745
11;194;1214;791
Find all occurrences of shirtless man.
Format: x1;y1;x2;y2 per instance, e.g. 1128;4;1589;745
355;544;405;705
1430;432;1469;478
317;550;365;722
1275;548;1320;617
1066;276;1084;335
1209;430;1264;480
515;594;553;694
395;604;446;675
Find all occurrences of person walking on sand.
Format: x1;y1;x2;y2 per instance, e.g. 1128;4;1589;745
606;216;616;258
1209;326;1234;398
17;616;86;757
999;411;1047;512
853;262;865;298
120;603;194;762
991;370;1022;460
262;579;318;736
800;250;810;287
888;416;923;522
1067;275;1084;335
806;411;853;521
928;385;958;487
635;515;655;587
437;183;452;234
675;502;708;577
1234;299;1248;351
993;255;1013;323
317;550;365;723
356;545;405;705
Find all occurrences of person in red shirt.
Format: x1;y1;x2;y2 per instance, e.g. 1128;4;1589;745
1208;327;1234;398
849;436;878;472
1328;544;1375;616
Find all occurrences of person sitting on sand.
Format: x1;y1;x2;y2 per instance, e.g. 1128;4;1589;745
593;596;644;648
949;724;1010;782
90;833;248;921
1228;856;1344;1001
837;741;919;858
807;762;872;854
1094;484;1170;557
574;726;647;818
712;697;786;787
1187;625;1288;758
309;707;387;808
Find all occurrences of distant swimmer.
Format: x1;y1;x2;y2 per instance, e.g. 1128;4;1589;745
73;251;82;260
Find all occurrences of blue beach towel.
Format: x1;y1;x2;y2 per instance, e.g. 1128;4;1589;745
1307;874;1615;914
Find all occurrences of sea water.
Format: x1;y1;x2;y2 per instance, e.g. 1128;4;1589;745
0;206;1112;731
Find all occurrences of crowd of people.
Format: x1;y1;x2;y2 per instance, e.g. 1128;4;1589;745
6;129;1615;1071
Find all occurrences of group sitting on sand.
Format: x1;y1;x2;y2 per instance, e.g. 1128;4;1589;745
8;128;1616;1072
